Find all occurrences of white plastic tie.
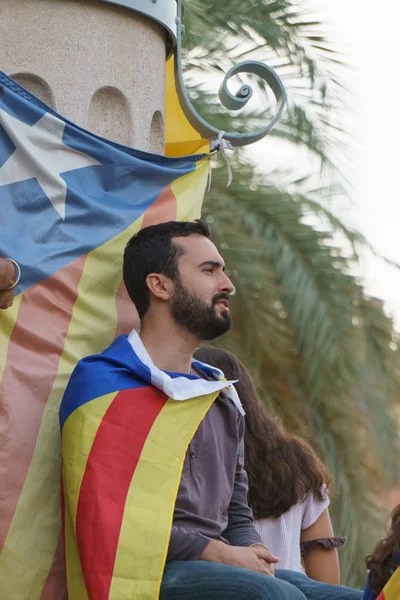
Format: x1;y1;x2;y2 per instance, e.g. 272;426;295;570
209;131;233;189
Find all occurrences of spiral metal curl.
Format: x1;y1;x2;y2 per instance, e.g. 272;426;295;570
174;0;287;147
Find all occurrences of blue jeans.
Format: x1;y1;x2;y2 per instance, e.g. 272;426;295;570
276;569;363;600
160;561;363;600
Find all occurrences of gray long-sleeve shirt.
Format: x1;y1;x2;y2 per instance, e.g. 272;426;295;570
167;388;263;561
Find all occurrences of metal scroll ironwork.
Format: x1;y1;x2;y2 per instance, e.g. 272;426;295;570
174;0;287;147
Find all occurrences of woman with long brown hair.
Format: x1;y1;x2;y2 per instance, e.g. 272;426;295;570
362;504;400;598
194;346;346;585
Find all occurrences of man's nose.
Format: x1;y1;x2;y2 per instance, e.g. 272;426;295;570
220;272;235;295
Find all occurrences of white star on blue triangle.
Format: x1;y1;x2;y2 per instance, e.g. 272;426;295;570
0;107;100;219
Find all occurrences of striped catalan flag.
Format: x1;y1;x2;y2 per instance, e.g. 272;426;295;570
60;330;237;600
0;70;211;599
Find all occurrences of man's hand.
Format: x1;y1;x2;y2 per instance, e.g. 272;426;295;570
0;258;17;309
249;544;278;575
200;540;279;575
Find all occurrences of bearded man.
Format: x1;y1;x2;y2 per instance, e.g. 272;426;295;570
60;220;361;600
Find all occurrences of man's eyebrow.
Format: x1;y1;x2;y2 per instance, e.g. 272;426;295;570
199;260;226;272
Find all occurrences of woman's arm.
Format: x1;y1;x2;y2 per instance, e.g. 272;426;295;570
300;508;340;584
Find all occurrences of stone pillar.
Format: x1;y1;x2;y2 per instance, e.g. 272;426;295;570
0;0;169;153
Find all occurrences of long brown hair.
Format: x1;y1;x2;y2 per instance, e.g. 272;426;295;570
366;504;400;595
194;346;332;519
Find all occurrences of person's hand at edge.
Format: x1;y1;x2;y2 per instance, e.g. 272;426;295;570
0;258;18;309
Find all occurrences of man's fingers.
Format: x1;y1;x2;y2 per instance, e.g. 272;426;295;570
265;563;275;576
0;290;15;309
257;562;274;576
252;547;279;563
260;559;275;575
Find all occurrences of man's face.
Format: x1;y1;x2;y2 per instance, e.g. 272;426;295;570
170;234;235;341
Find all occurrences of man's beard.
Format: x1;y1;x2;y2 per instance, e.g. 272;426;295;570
171;278;232;341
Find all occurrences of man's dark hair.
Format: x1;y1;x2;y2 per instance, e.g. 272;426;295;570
123;220;211;318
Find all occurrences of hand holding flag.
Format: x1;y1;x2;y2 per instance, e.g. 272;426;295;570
0;257;19;308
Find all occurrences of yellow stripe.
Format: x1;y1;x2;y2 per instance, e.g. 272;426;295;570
172;156;210;222
109;391;219;600
0;293;22;382
62;391;118;600
62;392;118;529
64;488;89;600
165;57;210;158
0;215;144;600
383;567;400;599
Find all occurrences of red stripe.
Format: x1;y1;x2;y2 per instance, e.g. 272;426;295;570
0;254;87;549
39;475;68;599
75;387;166;600
39;450;68;599
40;535;68;600
141;183;177;228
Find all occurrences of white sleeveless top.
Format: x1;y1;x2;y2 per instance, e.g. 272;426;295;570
254;487;329;573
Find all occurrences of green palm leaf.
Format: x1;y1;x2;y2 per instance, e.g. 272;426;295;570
185;0;400;589
201;161;400;588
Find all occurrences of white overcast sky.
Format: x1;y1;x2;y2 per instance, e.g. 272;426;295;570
317;0;400;327
244;0;400;327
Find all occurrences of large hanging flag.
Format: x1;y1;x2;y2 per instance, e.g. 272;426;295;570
0;71;211;600
60;330;240;600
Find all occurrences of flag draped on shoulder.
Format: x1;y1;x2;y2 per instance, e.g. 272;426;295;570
377;566;400;600
60;330;238;600
362;552;400;600
0;71;211;600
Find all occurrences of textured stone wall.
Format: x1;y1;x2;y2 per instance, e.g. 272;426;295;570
0;0;166;152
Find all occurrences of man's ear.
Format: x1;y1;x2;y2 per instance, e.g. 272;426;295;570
145;273;173;302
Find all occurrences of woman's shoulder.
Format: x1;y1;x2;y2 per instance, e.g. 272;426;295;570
300;486;330;529
303;484;329;506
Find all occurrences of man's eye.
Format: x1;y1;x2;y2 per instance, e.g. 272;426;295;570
204;268;214;273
